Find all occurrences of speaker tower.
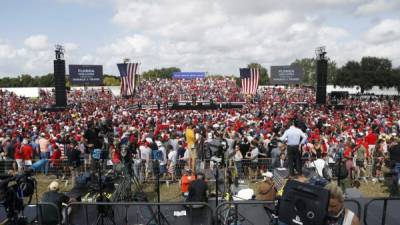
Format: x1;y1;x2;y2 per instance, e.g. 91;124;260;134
315;47;328;105
53;45;67;108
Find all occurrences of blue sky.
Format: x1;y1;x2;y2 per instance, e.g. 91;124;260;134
0;0;400;77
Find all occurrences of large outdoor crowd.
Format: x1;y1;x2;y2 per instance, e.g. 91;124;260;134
1;77;400;190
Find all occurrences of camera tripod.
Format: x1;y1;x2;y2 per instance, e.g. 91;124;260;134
217;165;254;225
145;160;169;225
91;158;116;225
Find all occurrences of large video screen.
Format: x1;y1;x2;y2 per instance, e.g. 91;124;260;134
69;65;103;86
270;65;303;84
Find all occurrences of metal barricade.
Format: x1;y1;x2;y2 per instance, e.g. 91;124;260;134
0;202;61;225
344;199;362;221
363;197;400;225
215;201;276;225
66;202;214;225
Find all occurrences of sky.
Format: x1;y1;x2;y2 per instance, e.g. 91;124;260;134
0;0;400;77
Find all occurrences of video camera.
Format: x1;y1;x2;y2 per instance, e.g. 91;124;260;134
0;170;36;224
277;180;330;225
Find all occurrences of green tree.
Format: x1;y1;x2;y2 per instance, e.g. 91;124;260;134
36;73;55;87
291;58;337;86
103;74;120;86
142;67;181;80
247;62;269;85
327;60;338;84
0;77;14;87
360;57;392;89
391;68;400;94
20;74;36;87
291;58;316;85
334;60;361;89
334;57;393;93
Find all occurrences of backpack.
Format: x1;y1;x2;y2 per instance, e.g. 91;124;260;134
153;150;164;161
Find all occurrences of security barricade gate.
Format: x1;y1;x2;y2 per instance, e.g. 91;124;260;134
0;202;61;225
344;199;362;222
66;202;214;225
215;201;276;225
363;197;400;225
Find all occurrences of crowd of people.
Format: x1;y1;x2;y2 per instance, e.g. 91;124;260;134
1;77;400;193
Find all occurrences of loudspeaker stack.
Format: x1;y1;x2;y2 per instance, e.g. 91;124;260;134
316;59;327;105
53;59;67;107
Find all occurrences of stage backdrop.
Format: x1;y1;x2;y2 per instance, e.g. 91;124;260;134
69;65;103;86
270;65;303;85
172;72;206;79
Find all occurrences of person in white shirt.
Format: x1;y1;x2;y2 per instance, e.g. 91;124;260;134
309;155;327;177
280;120;307;176
167;145;177;181
246;141;259;180
140;143;151;180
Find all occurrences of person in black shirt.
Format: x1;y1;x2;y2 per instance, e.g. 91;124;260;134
389;139;400;194
187;172;208;207
239;138;250;158
83;122;102;151
41;181;70;224
68;145;81;187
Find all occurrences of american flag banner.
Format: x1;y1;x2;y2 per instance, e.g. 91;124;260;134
117;62;139;96
240;67;260;95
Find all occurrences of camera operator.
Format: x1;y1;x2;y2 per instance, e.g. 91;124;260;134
83;121;102;165
41;181;70;224
186;172;208;208
325;182;360;225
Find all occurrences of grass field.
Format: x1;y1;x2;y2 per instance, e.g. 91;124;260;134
32;174;394;203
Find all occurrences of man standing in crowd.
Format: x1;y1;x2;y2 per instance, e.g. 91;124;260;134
280;120;307;176
187;172;208;206
389;138;400;195
39;133;50;175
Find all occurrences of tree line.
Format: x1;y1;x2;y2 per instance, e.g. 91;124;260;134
0;57;399;93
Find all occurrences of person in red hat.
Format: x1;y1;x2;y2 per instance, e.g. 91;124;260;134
21;138;33;170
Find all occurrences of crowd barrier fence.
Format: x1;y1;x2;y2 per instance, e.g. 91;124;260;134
363;197;400;225
0;198;398;225
66;201;214;225
0;202;61;225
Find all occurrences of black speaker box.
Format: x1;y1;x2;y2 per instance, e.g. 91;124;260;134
316;59;328;104
54;59;67;107
278;180;330;225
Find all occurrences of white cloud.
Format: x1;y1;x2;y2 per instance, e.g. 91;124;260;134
24;35;49;50
0;41;17;59
356;0;400;15
64;42;79;51
96;0;360;74
364;19;400;44
1;0;400;77
0;34;87;76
